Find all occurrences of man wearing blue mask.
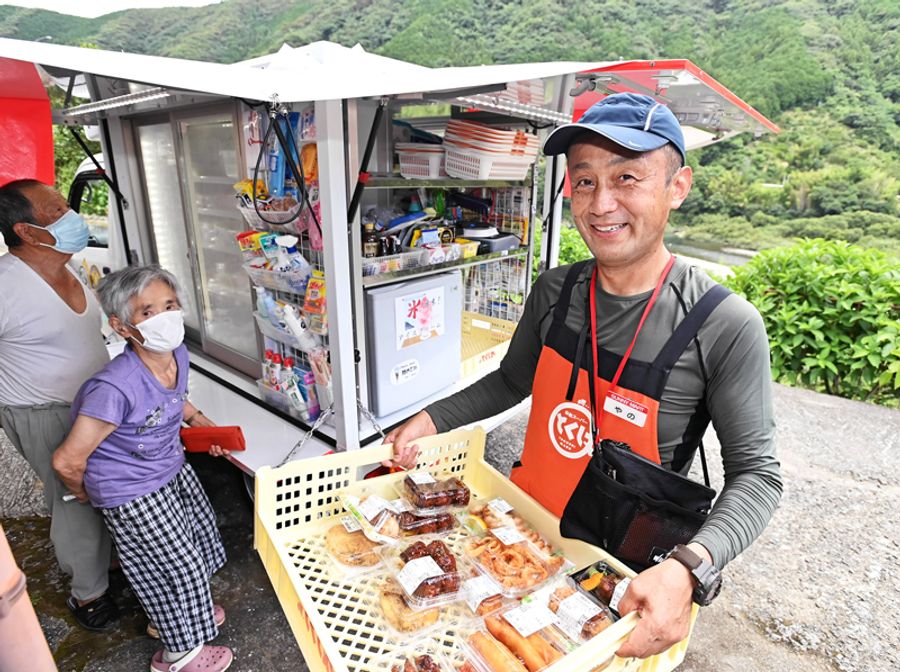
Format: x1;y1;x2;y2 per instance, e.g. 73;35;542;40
0;179;118;631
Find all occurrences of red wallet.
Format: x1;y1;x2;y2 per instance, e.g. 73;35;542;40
180;426;247;453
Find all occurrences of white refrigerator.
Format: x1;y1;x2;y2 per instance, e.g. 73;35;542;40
364;271;462;418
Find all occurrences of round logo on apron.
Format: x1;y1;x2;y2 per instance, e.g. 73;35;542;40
547;401;593;459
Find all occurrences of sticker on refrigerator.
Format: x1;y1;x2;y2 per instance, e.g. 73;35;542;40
396;287;445;350
391;359;420;385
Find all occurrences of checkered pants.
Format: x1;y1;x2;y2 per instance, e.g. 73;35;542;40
101;462;227;651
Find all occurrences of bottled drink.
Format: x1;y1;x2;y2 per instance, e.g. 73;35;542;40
362;221;379;258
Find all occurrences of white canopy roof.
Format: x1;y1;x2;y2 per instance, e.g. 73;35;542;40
0;38;610;103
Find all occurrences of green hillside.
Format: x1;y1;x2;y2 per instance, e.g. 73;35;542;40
1;0;897;254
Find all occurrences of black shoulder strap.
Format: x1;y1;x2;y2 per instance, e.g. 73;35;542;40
551;260;593;326
652;284;732;373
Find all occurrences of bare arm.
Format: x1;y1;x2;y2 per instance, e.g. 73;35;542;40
51;415;117;503
181;401;229;457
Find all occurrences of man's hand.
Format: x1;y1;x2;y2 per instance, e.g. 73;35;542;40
615;543;709;658
381;410;437;469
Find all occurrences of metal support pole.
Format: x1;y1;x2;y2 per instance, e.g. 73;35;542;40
542;155;566;271
315;99;359;451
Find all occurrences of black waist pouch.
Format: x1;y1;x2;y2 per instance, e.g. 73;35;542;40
560;439;716;570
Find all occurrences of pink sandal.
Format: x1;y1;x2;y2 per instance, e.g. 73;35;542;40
150;644;233;672
147;604;225;639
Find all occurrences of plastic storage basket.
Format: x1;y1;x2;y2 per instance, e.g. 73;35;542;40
444;146;535;181
460;311;517;378
243;263;311;294
238;203;303;233
396;143;447;179
256;379;313;423
254;428;698;672
361;248;427;277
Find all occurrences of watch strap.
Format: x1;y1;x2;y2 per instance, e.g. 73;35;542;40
667;544;721;606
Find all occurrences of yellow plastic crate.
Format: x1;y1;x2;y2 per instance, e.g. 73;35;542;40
254;428;697;672
461;311;517;378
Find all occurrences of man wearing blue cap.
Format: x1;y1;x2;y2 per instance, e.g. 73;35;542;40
386;94;782;658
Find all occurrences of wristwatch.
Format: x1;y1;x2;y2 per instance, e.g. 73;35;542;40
665;544;723;606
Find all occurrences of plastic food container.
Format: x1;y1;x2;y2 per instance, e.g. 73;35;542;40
463;498;566;564
340;491;405;544
341;491;460;544
569;561;629;612
322;516;383;577
370;636;454;671
460;607;572;672
379;537;465;610
463;525;567;598
456;559;507;618
394;471;471;515
398;509;460;537
371;578;445;638
527;578;617;644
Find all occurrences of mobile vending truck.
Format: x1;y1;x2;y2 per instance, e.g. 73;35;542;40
0;38;776;671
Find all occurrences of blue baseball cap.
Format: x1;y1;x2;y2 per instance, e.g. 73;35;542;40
543;93;686;164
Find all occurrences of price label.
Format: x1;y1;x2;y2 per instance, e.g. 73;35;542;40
390;497;412;513
503;603;558;638
407;472;437;485
358;495;390;522
608;577;631;614
463;575;501;613
556;591;603;640
491;525;526;546
397;556;444;596
487;497;514;515
340;515;361;533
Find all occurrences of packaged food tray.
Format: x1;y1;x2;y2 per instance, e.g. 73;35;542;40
254;427;698;672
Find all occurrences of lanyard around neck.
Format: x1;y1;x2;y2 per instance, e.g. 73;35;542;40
589;255;676;426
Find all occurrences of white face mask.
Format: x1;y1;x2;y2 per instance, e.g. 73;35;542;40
129;310;185;353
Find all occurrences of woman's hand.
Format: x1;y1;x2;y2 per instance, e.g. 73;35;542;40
381;410;437;469
185;409;230;457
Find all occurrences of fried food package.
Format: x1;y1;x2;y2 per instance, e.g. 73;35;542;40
377;579;441;635
379;537;465;609
396;471;471;513
570;561;629;614
323;517;381;575
545;583;616;642
372;638;453;672
463;521;566;597
464;498;560;559
461;606;570;672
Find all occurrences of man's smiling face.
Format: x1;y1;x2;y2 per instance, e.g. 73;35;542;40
567;135;691;271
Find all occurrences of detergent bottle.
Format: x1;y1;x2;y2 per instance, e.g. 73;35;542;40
282;304;320;352
255;286;270;318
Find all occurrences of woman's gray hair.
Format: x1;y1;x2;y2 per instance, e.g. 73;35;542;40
96;264;184;323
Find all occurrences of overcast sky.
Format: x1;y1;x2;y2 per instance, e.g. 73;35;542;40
6;1;224;18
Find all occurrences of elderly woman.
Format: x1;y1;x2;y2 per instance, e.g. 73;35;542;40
52;265;233;672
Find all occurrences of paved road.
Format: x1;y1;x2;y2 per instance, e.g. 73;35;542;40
2;383;897;672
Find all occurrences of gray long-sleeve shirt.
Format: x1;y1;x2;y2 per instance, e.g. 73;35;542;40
427;257;782;568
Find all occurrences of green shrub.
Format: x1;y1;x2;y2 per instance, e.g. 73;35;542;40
725;239;900;405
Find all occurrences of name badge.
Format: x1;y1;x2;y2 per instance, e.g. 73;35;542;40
603;392;649;428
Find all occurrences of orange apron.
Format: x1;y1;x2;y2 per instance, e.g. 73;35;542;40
512;256;695;517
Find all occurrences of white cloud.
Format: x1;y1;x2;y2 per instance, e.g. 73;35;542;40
6;1;224;19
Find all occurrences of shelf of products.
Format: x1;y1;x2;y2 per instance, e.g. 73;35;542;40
361;248;528;288
231;103;334;430
366;175;529;190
